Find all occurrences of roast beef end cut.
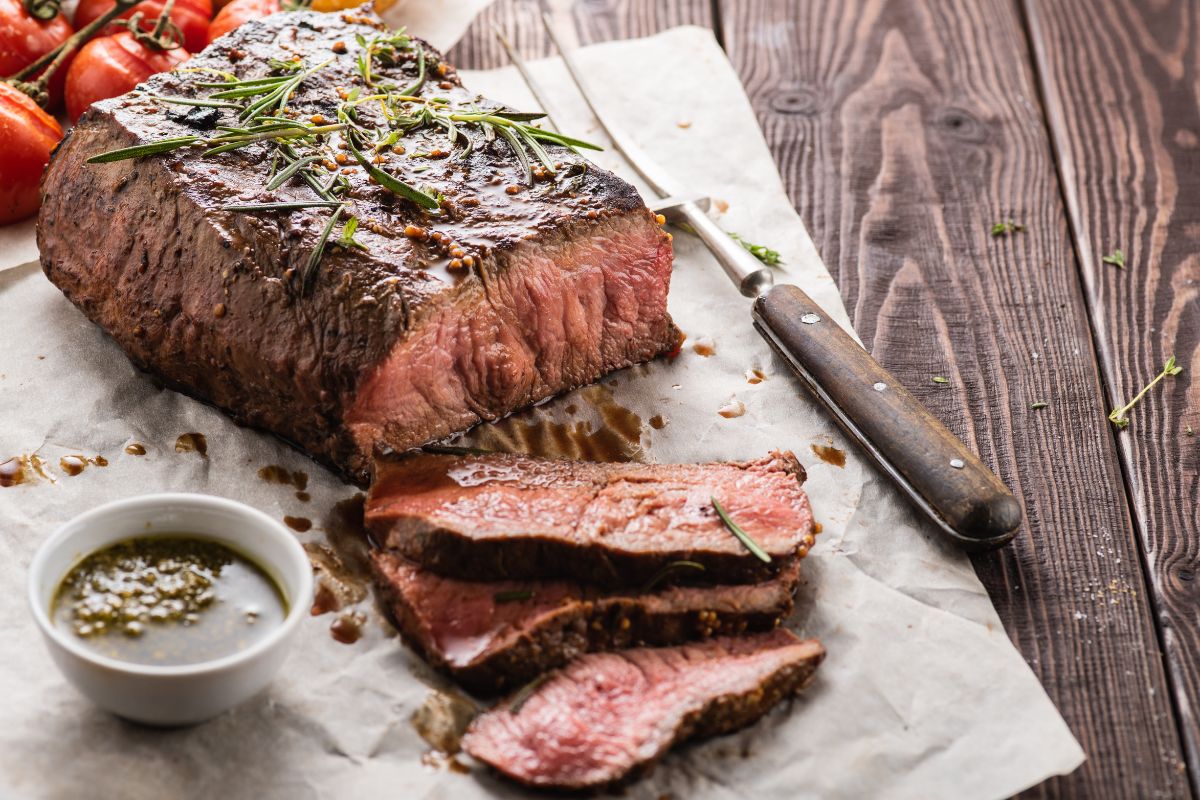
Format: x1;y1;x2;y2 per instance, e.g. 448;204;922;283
366;450;816;586
370;550;804;693
37;10;676;482
462;629;825;790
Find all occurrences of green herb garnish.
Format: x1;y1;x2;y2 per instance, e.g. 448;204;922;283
493;589;535;603
639;561;705;594
990;219;1025;237
1031;401;1048;410
712;497;771;563
336;215;367;251
932;376;949;385
729;233;783;266
1108;356;1182;428
1102;249;1126;269
508;672;553;715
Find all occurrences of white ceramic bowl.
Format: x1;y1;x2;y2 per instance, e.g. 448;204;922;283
28;493;313;726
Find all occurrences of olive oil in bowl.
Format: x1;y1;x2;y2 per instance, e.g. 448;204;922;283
52;536;287;667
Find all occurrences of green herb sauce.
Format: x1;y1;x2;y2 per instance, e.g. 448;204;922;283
52;536;287;666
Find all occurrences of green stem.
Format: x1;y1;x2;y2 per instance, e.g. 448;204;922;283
1108;356;1182;428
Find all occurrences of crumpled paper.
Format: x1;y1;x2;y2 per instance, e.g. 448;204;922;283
0;24;1083;800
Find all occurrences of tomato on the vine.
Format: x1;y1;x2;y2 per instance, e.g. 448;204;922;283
74;0;212;54
0;82;63;224
0;0;74;108
64;30;188;122
207;0;277;44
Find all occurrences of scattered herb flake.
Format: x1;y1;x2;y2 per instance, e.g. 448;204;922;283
932;376;950;385
712;497;771;563
1108;355;1182;428
1102;249;1126;269
990;219;1025;237
1031;401;1048;410
729;233;783;266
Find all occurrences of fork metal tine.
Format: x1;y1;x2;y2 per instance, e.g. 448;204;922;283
538;11;681;198
492;26;563;133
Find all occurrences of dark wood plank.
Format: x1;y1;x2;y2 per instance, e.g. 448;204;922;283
1023;0;1200;792
449;0;714;69
717;0;1190;796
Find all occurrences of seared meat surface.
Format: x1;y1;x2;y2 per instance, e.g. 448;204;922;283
38;10;676;482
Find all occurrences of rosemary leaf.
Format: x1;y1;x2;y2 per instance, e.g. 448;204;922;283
87;136;200;163
712;497;771;563
266;155;324;191
496;124;533;185
639;560;705;594
302;205;343;292
346;132;440;210
151;95;241;109
508;672;553;716
223;201;342;212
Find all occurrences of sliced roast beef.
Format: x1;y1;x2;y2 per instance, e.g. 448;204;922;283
38;11;676;483
462;629;825;790
370;550;803;693
366;451;816;587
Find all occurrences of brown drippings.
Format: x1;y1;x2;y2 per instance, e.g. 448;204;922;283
813;521;824;534
94;455;108;467
284;516;312;532
175;433;208;457
565;404;578;415
692;336;716;357
330;611;366;644
257;464;308;490
0;454;54;487
306;495;371;616
718;398;746;418
649;414;667;430
0;458;27;487
746;368;767;385
465;385;645;462
811;443;846;468
59;456;87;476
412;690;479;755
296;491;311;502
124;443;147;456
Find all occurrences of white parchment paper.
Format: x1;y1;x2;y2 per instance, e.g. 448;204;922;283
0;25;1083;800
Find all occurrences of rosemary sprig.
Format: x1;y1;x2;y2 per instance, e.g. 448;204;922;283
1108;356;1182;429
303;205;344;291
639;561;705;594
508;672;553;716
493;589;534;603
712;497;771;563
223;200;343;212
87;136;202;163
729;233;783;266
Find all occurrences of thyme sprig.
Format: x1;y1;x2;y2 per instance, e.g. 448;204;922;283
1108;356;1183;429
712;497;771;563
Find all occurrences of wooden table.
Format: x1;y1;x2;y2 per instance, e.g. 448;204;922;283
452;1;1200;797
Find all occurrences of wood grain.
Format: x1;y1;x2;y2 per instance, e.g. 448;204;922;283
716;0;1190;796
1024;0;1200;793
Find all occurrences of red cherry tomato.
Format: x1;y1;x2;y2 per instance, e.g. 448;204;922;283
207;0;278;44
64;31;188;122
74;0;212;54
0;0;74;108
0;82;63;224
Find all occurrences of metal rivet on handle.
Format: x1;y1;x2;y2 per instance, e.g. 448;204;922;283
800;313;821;324
873;382;887;392
949;459;965;469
